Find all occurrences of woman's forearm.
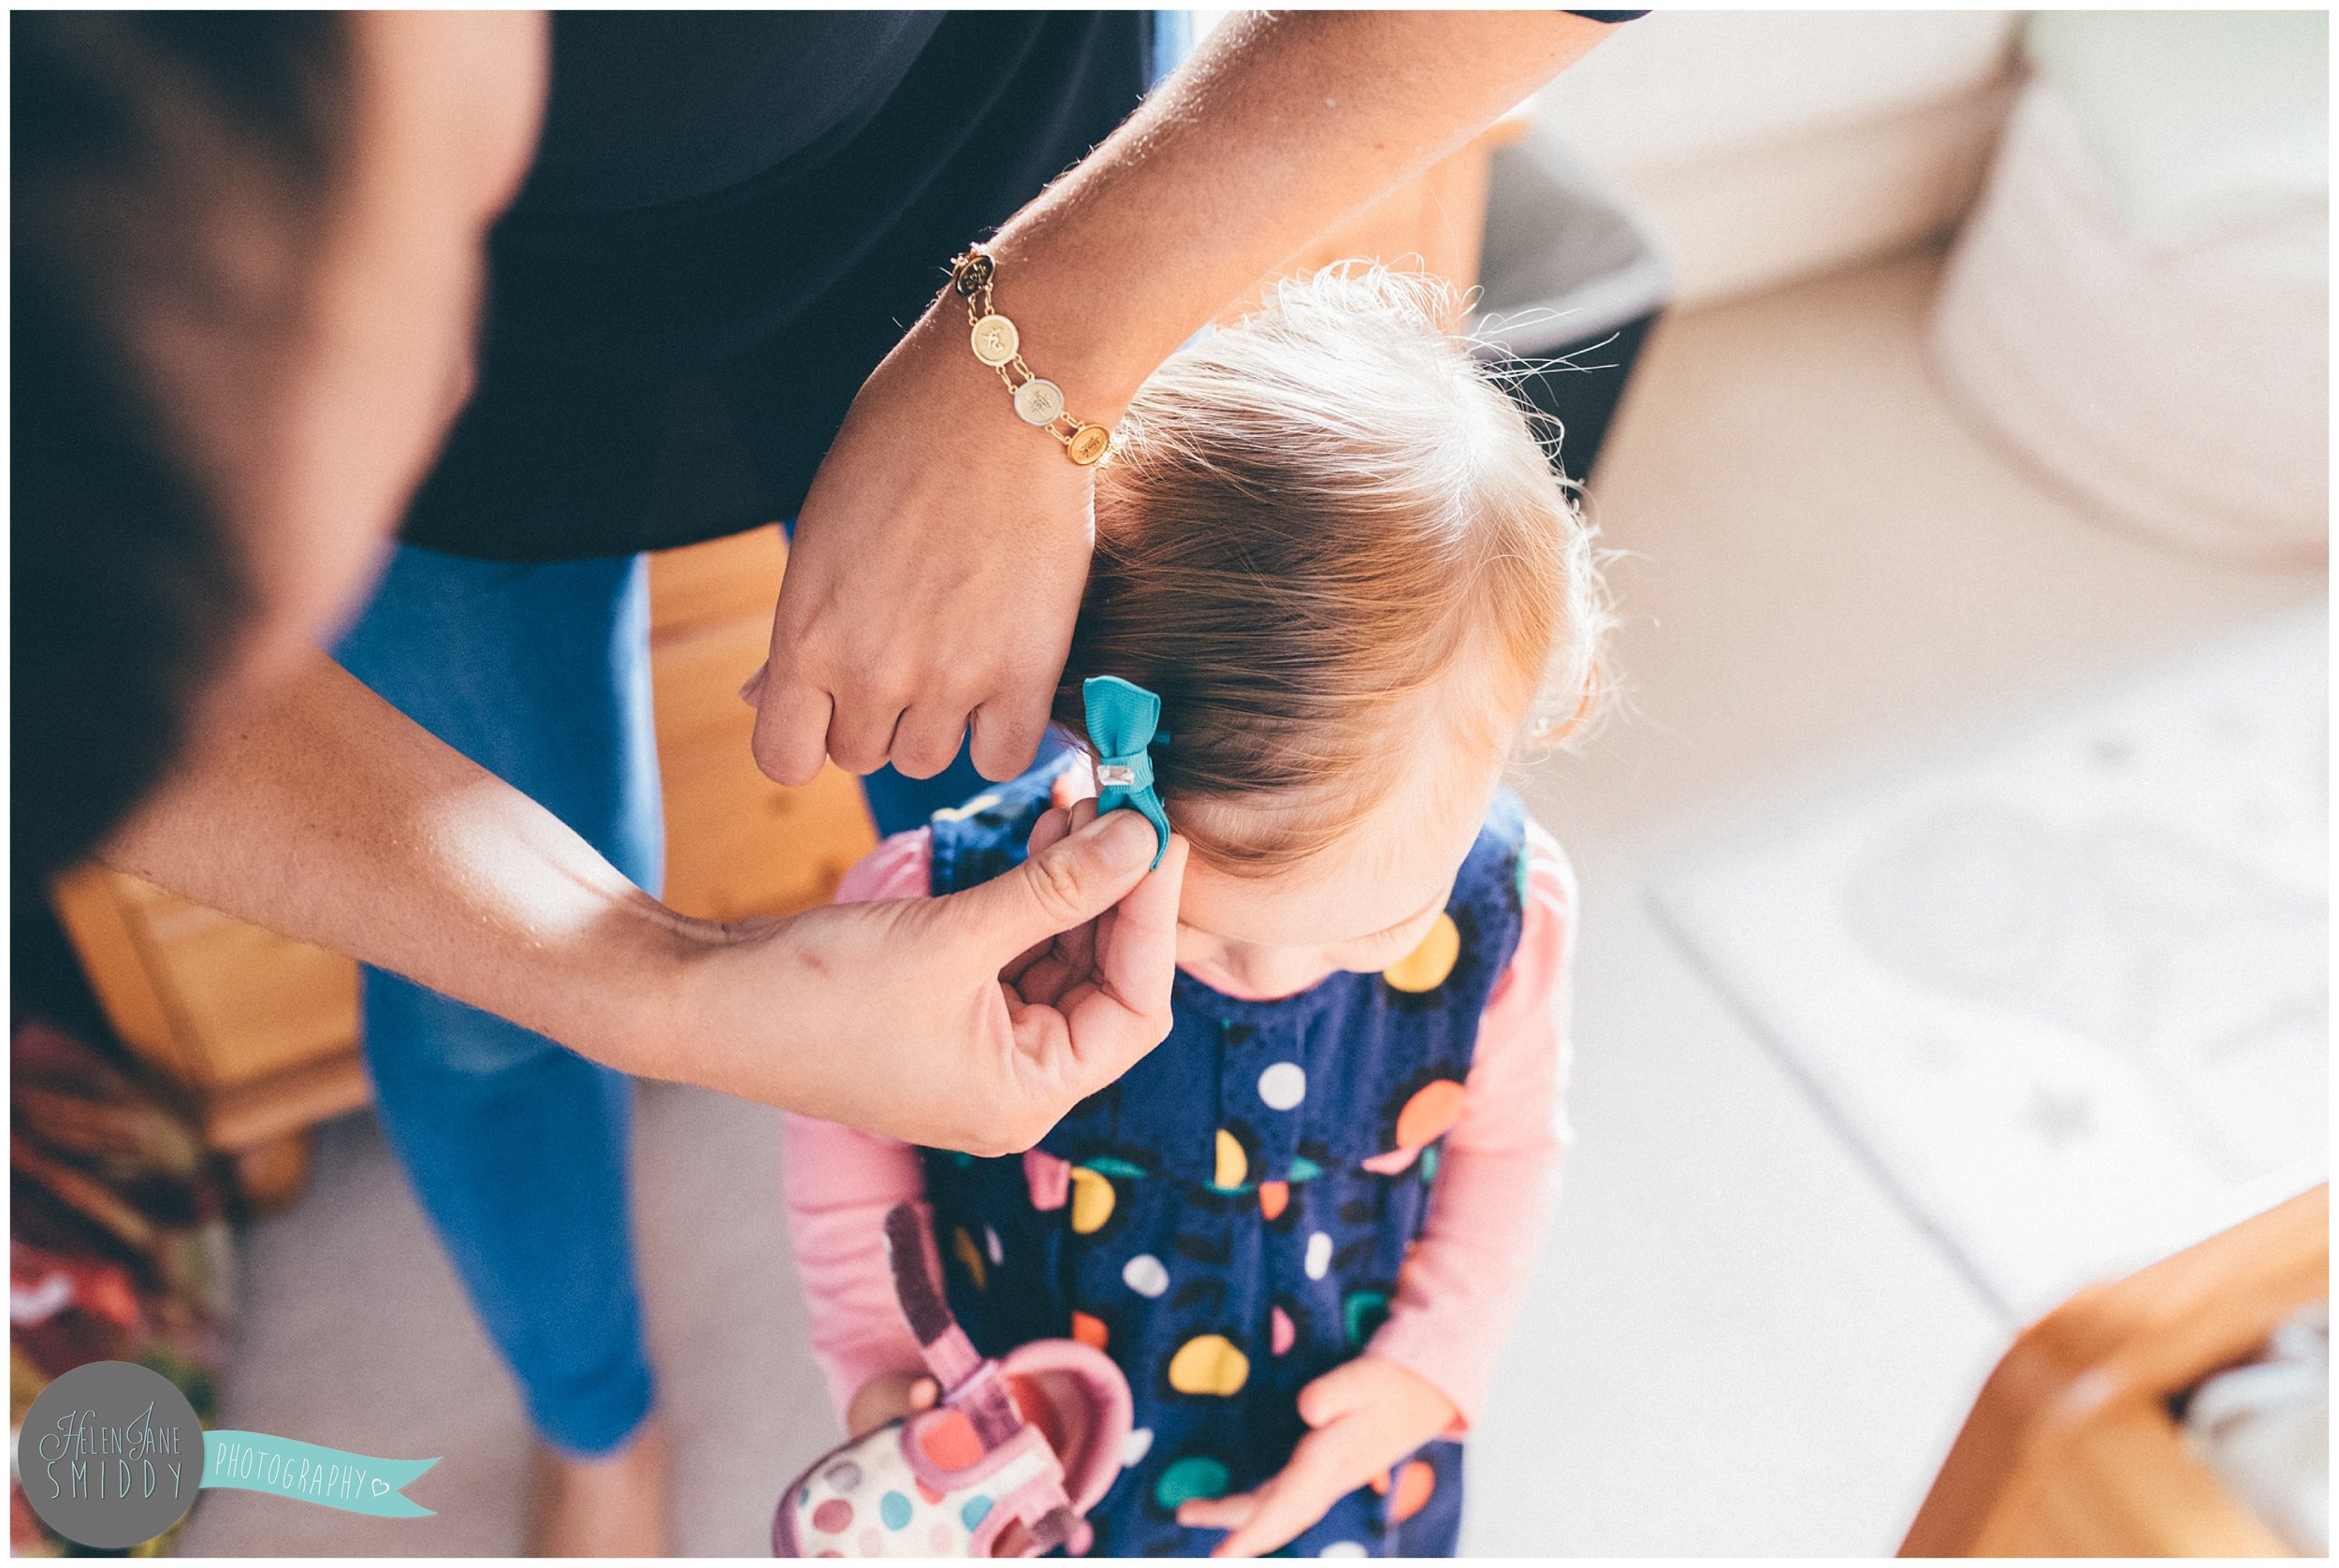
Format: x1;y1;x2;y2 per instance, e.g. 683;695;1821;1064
981;10;1615;410
96;648;1185;1152
100;650;695;1074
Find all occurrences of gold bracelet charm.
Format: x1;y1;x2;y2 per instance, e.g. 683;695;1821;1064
950;246;1113;467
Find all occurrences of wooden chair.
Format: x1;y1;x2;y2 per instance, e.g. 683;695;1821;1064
1902;1183;2328;1557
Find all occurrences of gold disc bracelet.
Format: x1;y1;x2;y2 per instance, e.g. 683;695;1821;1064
950;246;1113;467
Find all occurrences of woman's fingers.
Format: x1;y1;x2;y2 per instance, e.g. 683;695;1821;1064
1090;830;1184;1014
943;812;1159;974
889;698;971;781
737;661;768;706
1001;806;1074;984
824;693;906;777
968;690;1053;783
1039;799;1102;976
749;668;835;787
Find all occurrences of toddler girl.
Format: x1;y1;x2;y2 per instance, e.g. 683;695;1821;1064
783;269;1606;1558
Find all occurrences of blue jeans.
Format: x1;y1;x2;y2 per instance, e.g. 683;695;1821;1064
333;544;989;1454
334;546;663;1456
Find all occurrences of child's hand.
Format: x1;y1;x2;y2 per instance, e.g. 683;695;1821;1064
845;1369;939;1440
1175;1356;1459;1558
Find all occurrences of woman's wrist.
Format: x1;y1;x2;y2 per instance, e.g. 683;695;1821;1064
903;231;1170;433
961;238;1169;422
850;298;1111;542
545;890;736;1082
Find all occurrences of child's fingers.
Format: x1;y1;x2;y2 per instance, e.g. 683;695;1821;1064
845;1370;940;1439
1295;1358;1379;1429
1175;1491;1261;1532
1201;1432;1347;1558
737;661;769;706
1208;1479;1336;1558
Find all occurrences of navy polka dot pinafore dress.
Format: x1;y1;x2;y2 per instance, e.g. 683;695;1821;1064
920;756;1528;1557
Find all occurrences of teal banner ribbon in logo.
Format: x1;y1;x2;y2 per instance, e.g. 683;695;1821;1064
201;1431;439;1518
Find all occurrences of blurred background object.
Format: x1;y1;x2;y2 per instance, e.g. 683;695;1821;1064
1529;10;2020;307
1475;131;1671;484
1903;1185;2326;1557
1930;11;2330;565
2186;1299;2330;1556
9;1013;237;1555
1656;610;2327;1322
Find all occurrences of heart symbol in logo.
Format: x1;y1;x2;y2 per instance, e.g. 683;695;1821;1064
373;1479;391;1496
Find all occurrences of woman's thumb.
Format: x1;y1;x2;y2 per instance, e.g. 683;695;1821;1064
958;810;1160;953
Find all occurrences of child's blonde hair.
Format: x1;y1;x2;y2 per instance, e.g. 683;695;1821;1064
1055;266;1611;874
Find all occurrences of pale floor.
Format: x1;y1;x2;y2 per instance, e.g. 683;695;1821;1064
182;250;2321;1556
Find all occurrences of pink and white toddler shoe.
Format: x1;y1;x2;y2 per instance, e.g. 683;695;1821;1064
775;1206;1131;1558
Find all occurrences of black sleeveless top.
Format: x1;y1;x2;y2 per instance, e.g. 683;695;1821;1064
402;12;1152;561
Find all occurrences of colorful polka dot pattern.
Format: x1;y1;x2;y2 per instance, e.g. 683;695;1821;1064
1257;1061;1307;1110
1122;1253;1170;1298
1153;1454;1230;1510
951;1227;986;1291
1166;1333;1250;1397
1211;1128;1247;1190
1068;1168;1116;1234
783;1408;1061;1557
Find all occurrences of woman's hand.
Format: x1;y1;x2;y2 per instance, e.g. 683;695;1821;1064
664;806;1189;1154
1175;1356;1460;1558
748;310;1101;788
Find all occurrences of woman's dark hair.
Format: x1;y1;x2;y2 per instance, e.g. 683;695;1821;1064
11;13;354;885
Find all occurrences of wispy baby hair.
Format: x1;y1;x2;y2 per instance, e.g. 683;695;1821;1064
1055;265;1611;874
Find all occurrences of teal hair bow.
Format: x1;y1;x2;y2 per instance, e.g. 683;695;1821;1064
1082;675;1170;869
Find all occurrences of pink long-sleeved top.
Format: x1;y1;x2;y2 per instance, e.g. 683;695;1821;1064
782;813;1577;1430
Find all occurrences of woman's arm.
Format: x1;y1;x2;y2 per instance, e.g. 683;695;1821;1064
103;651;1186;1154
752;11;1624;787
